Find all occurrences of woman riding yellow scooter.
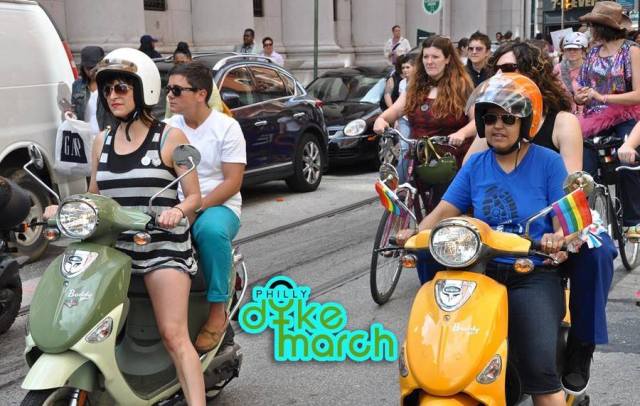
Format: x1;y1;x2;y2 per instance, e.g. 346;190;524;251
398;73;570;405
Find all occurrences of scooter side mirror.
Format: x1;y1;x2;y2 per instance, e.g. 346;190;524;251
563;171;594;196
23;144;60;203
28;144;45;170
173;144;201;169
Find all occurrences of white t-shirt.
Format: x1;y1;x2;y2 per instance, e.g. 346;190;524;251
87;90;99;134
167;110;247;218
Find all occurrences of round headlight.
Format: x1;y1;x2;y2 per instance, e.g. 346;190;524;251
343;119;367;136
430;224;481;268
57;200;98;239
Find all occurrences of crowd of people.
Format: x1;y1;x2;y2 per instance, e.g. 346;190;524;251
54;2;640;404
375;2;639;405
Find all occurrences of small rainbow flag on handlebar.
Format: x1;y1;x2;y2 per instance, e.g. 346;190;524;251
552;189;592;236
375;180;401;216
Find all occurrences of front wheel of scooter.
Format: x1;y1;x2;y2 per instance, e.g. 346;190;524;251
21;388;90;406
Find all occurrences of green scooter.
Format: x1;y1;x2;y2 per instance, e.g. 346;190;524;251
19;144;247;405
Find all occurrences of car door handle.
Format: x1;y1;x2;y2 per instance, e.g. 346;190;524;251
254;120;268;127
293;112;306;119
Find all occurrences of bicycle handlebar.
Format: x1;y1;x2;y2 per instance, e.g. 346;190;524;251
381;127;451;147
616;165;640;172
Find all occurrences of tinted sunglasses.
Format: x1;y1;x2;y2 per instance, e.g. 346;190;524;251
496;63;519;73
165;85;198;97
468;46;486;52
102;83;133;97
263;42;273;47
483;113;518;126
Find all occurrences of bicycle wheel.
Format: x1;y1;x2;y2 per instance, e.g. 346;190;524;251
613;197;640;271
370;209;411;305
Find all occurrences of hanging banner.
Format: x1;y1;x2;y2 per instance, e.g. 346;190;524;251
422;0;443;15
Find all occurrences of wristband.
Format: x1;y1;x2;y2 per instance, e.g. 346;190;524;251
173;206;185;218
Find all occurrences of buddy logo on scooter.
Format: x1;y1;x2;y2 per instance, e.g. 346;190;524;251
19;144;246;405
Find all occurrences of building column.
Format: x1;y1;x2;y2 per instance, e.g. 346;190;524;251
144;0;193;53
254;0;284;50
281;0;341;83
351;0;400;66
190;0;254;50
64;0;146;52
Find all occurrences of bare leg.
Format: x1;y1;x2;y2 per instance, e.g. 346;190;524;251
145;269;205;406
533;391;566;406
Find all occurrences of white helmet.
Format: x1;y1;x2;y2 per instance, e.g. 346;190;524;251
562;32;588;50
96;48;161;109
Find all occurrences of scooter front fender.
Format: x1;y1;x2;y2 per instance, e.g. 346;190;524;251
22;351;91;391
417;392;479;405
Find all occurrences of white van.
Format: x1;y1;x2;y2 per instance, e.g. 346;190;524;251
0;0;85;261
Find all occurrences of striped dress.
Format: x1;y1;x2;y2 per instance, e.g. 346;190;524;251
96;120;197;275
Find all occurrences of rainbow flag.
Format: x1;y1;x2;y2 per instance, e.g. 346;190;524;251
375;180;401;216
552;189;592;236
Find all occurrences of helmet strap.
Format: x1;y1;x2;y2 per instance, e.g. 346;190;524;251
117;110;139;142
489;138;521;156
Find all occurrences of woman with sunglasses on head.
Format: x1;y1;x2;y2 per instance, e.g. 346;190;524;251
398;73;570;405
464;41;617;396
374;35;476;186
45;48;206;405
574;1;640;242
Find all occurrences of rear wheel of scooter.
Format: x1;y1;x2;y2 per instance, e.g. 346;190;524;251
0;284;21;335
21;388;89;406
370;210;409;305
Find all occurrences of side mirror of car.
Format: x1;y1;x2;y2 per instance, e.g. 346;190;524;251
221;90;242;109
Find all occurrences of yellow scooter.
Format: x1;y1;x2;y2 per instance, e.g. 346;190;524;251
393;171;593;406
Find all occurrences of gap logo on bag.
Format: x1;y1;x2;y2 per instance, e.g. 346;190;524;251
60;130;88;164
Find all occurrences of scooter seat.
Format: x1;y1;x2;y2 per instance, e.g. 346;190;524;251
128;268;208;296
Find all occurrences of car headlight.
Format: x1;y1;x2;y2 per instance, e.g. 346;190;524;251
430;221;481;268
343;119;367;136
57;199;98;239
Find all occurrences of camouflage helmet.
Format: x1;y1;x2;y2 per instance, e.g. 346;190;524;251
466;72;543;141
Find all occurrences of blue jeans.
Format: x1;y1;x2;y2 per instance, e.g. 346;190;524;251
564;233;617;344
583;119;640;226
192;206;240;303
396;118;411;184
415;253;564;394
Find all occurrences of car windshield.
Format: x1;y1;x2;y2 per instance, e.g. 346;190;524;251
307;75;385;104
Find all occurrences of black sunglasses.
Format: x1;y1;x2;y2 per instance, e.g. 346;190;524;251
483;113;518;126
102;82;133;97
496;63;519;73
263;42;273;47
468;46;486;52
165;85;198;97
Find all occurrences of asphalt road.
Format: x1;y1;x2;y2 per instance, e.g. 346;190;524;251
1;168;640;405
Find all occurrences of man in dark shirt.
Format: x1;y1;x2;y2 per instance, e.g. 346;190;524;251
465;31;492;87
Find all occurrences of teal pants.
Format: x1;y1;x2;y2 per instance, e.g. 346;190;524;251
192;206;240;303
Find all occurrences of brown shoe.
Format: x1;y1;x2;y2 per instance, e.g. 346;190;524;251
195;312;229;353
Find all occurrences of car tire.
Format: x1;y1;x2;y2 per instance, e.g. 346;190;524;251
1;167;51;263
285;133;323;192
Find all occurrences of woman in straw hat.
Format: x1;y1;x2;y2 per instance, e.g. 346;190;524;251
575;1;640;242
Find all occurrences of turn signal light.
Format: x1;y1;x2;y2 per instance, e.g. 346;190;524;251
133;232;151;246
401;254;417;268
514;258;534;274
44;228;60;241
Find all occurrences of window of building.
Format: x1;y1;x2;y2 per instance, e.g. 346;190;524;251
144;0;166;12
253;0;264;17
333;0;338;21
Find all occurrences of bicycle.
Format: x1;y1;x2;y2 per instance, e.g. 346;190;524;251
370;127;454;304
584;137;640;271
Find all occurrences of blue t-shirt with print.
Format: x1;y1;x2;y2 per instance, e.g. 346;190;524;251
443;144;567;264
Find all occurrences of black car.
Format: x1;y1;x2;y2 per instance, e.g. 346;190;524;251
155;53;328;192
306;66;392;167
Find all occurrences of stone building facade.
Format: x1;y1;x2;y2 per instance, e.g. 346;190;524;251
39;0;535;83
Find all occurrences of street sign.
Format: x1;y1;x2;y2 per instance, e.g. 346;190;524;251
422;0;442;15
